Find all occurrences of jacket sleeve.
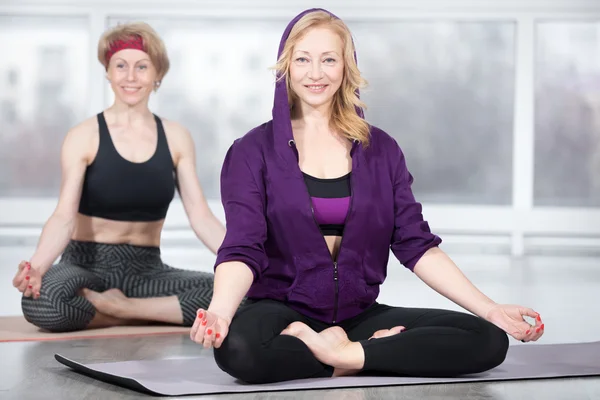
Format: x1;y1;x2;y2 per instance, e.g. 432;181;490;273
389;142;442;271
214;139;268;282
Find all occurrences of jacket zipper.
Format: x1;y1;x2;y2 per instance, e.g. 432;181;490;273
333;261;339;323
333;165;354;324
289;139;356;324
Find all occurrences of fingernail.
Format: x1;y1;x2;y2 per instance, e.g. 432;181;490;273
536;324;544;333
216;333;220;338
536;315;541;322
25;276;30;280
202;320;207;326
28;285;32;289
27;265;31;270
197;311;204;319
526;330;531;334
207;329;212;335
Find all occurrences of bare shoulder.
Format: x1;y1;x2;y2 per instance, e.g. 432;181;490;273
161;117;192;140
159;117;195;158
62;115;99;162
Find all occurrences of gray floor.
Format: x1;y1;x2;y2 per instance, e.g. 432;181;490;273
1;244;600;399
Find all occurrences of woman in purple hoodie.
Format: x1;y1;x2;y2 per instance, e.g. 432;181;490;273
190;9;545;383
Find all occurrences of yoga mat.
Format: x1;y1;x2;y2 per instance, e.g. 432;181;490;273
0;316;189;342
55;341;600;396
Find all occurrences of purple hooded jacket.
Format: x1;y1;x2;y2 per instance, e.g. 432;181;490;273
214;8;442;324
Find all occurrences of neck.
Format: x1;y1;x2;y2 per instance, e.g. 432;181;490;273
106;99;153;127
293;101;332;134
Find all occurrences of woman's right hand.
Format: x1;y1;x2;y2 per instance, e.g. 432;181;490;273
190;308;231;349
12;261;43;299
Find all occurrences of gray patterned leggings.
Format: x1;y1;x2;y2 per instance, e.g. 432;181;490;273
21;240;215;332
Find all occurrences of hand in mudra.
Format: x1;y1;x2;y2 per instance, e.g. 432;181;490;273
12;261;42;299
486;304;544;342
190;308;231;349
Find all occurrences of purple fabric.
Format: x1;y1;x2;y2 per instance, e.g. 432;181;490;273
215;8;442;324
310;197;350;225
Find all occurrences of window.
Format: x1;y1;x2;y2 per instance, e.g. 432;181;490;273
534;21;600;207
0;16;90;197
349;21;516;205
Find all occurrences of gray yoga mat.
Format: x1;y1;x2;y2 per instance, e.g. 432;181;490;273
55;341;600;396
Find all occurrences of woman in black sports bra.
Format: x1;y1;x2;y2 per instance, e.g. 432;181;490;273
11;22;227;332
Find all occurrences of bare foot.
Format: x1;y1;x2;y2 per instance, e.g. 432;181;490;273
281;322;364;371
81;288;132;319
368;325;405;340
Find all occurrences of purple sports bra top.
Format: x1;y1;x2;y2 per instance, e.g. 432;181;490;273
302;172;351;236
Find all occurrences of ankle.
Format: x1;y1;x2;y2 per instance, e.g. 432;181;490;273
335;341;365;370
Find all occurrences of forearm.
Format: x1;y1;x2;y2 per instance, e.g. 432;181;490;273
29;213;75;273
412;247;497;319
190;212;226;255
207;261;253;321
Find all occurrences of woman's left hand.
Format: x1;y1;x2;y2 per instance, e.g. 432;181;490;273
485;304;545;342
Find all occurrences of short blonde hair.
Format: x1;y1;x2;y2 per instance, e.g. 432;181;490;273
97;22;170;85
274;11;370;146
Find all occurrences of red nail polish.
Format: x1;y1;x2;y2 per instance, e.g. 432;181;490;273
27;265;31;270
526;330;531;334
536;315;541;322
197;312;204;319
216;333;220;338
207;329;212;335
536;324;544;333
25;276;30;280
202;320;207;326
28;285;32;289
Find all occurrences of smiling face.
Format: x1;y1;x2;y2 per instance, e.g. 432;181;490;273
106;49;157;106
288;26;345;114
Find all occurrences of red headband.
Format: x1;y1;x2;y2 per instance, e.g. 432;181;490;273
105;35;145;62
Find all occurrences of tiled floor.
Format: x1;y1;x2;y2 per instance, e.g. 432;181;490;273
1;244;599;399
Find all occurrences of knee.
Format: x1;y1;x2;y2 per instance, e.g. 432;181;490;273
477;320;509;370
21;290;93;333
214;331;268;384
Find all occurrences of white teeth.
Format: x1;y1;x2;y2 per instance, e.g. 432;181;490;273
308;85;325;89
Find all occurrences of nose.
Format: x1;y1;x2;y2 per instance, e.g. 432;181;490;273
308;61;324;80
126;66;136;82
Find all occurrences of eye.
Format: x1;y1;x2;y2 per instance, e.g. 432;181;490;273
324;58;336;64
138;65;147;70
295;57;309;63
116;63;125;68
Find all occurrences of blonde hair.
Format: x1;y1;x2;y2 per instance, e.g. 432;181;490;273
97;22;170;89
274;11;370;145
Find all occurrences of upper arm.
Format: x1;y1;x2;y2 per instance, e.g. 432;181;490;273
389;139;442;270
214;139;268;281
53;124;93;219
165;121;210;216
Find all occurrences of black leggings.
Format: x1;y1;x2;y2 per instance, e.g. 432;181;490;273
214;299;509;384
